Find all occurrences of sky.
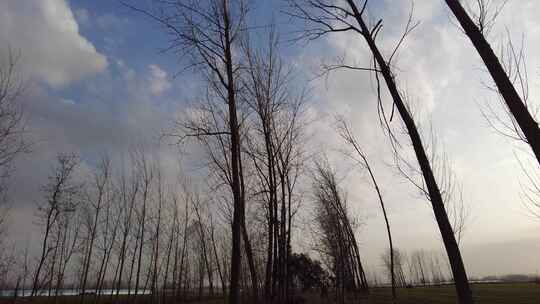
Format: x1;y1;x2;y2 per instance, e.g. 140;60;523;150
0;0;539;279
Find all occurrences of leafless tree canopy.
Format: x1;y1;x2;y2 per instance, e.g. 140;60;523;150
2;1;540;304
286;1;474;303
311;160;368;303
444;0;540;167
0;48;29;254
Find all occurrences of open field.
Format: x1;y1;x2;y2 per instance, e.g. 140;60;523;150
353;283;540;304
2;283;538;304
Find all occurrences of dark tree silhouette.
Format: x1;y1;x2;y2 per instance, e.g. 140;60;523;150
123;1;251;302
287;1;473;303
444;0;540;164
288;253;328;292
0;48;29;253
336;118;396;302
312;160;368;303
242;30;306;302
32;154;81;297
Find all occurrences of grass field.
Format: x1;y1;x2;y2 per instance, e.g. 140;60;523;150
355;283;540;304
2;283;539;304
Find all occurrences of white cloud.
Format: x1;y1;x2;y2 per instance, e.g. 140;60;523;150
148;64;171;96
0;0;107;87
296;0;540;277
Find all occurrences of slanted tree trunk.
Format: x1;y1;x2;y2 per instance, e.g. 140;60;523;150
337;120;395;301
343;1;473;302
444;0;540;164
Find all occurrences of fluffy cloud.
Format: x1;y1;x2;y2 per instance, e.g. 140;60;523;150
0;0;107;87
6;65;181;245
296;0;540;276
3;0;540;278
148;64;172;96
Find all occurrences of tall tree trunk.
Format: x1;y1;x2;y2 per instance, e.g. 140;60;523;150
262;128;277;299
177;199;190;300
135;198;147;298
444;0;540;164
344;1;473;303
115;182;137;300
80;204;102;304
171;222;180;301
162;219;175;304
286;176;293;301
222;1;244;303
343;134;395;300
363;160;391;295
152;198;162;302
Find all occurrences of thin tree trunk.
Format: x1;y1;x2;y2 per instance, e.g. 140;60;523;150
348;140;395;300
80;203;102;304
32;209;57;297
209;219;226;296
162;215;175;304
239;143;259;299
177;201;189;300
115;178;137;301
135;197;148;298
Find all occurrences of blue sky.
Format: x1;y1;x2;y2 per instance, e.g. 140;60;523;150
59;0;308;123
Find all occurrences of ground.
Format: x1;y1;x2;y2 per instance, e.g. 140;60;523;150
373;283;540;303
2;283;539;304
302;283;540;304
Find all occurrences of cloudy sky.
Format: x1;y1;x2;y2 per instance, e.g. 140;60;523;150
1;0;539;278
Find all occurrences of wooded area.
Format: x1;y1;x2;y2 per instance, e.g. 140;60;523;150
0;1;539;304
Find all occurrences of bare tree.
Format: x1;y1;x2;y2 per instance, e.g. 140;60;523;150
0;48;29;250
32;153;81;297
133;151;154;298
475;34;540;220
381;248;408;288
124;1;251;302
287;1;473;302
149;164;165;302
177;186;191;300
113;159;139;300
54;204;82;302
444;0;540;164
336;117;396;302
0;48;28;293
311;159;368;304
409;250;429;286
0;49;28;175
395;123;471;246
80;157;112;304
192;192;214;297
94;177;121;300
208;208;227;296
517;157;540;219
241;30;307;302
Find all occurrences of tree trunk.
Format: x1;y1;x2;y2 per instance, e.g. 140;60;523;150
222;1;243;303
32;209;56;297
444;0;540;164
345;1;473;303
